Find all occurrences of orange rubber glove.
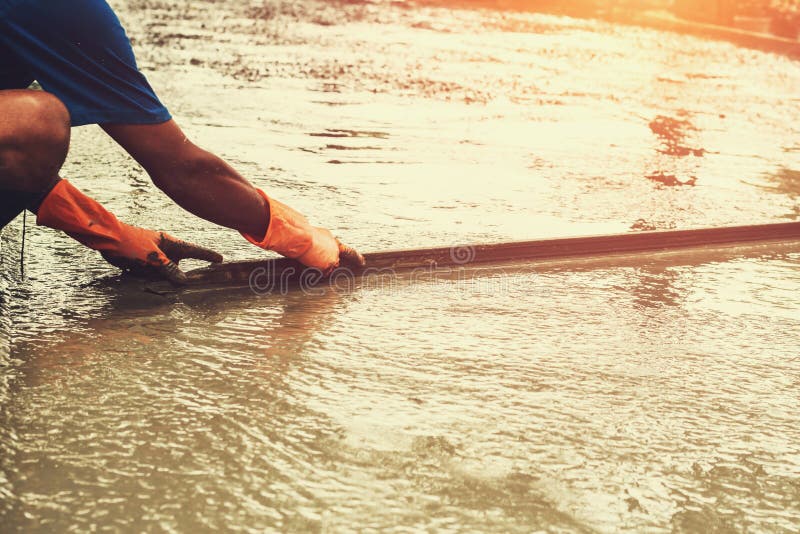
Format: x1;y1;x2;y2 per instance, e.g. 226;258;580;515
37;179;223;284
240;189;364;273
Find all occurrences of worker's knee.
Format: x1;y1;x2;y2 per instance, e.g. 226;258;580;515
0;91;70;192
7;91;70;153
15;92;71;166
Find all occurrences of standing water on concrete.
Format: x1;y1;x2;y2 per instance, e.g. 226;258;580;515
1;0;799;531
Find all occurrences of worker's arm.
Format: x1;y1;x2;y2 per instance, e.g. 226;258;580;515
101;120;364;272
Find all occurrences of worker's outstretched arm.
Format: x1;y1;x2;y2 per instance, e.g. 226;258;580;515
102;120;364;273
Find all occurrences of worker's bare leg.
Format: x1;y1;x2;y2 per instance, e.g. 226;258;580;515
0;89;69;227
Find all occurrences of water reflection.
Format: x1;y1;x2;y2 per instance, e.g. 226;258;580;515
628;266;685;309
2;239;800;530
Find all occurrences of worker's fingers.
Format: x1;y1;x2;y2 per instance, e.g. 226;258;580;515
170;241;224;263
337;239;366;268
155;260;190;285
160;233;224;264
101;250;188;285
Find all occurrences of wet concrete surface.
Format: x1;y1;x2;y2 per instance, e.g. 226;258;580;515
1;0;799;531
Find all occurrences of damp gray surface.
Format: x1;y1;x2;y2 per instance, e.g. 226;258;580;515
1;0;799;531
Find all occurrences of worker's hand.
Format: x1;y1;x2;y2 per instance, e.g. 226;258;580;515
288;225;365;274
36;180;223;285
241;189;365;274
100;228;224;285
335;238;365;269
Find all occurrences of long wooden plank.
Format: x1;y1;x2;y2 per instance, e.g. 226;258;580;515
147;221;800;293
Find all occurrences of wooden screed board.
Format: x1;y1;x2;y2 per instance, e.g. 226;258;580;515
145;221;800;293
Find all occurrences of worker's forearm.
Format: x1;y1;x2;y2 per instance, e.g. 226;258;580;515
145;148;268;239
101;121;269;239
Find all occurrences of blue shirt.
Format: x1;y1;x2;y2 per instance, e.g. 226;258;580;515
0;0;171;126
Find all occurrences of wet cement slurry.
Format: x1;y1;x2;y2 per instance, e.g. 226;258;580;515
1;0;799;531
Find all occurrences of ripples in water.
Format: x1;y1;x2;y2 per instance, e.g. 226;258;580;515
1;247;799;531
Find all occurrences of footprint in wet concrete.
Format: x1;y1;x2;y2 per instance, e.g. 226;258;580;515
646;172;697;188
648;115;706;158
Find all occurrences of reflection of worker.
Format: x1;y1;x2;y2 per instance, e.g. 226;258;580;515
0;0;363;284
